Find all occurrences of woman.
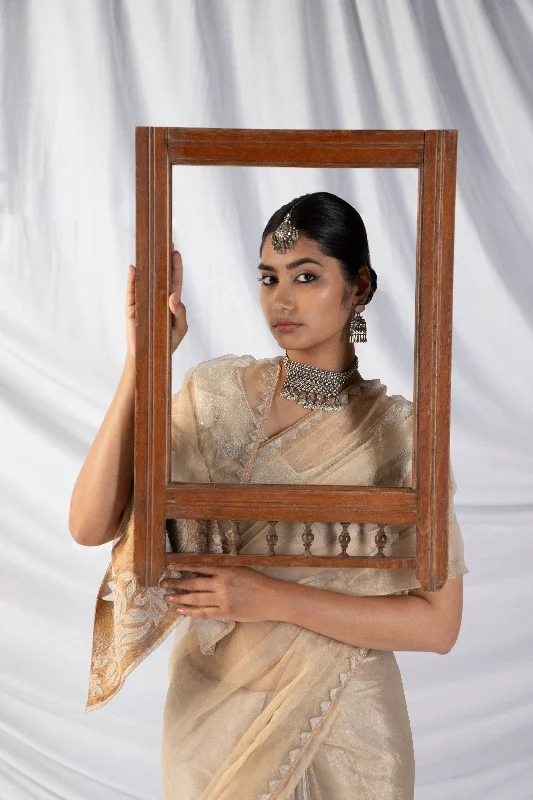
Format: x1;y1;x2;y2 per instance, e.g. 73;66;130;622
70;192;467;800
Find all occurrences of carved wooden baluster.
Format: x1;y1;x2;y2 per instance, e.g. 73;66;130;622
209;519;224;553
165;519;180;553
338;522;351;557
302;523;314;556
266;521;278;555
196;519;208;552
374;525;388;557
220;521;229;554
227;521;240;555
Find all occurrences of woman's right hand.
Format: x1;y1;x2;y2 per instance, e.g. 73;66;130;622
126;244;188;360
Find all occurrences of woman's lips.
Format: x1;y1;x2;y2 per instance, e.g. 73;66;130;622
274;322;301;333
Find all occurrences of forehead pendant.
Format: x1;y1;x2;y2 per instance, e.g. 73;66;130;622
271;212;299;254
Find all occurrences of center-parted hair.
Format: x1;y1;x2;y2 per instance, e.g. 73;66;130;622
260;191;377;304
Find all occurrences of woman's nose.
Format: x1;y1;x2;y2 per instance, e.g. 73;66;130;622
272;283;295;312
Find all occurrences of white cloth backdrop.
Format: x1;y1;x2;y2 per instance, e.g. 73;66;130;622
1;1;532;798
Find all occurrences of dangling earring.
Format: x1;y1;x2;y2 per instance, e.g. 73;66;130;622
349;304;367;343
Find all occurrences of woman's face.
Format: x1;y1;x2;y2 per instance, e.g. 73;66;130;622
258;235;368;355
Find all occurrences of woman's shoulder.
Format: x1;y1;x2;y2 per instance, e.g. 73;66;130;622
355;376;413;413
188;353;278;379
180;354;279;398
189;353;278;373
194;353;275;370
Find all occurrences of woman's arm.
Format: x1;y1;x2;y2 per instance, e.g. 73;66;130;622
267;576;463;654
68;355;136;546
69;250;187;546
163;562;464;655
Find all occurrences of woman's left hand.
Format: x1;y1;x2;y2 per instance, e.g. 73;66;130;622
162;563;280;623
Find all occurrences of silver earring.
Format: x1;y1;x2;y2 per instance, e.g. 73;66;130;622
349;304;367;343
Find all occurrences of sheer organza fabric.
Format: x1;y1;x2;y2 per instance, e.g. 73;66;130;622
87;355;467;799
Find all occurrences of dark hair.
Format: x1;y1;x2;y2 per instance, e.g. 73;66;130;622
261;191;377;304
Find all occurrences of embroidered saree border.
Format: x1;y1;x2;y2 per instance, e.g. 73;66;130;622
258;647;369;800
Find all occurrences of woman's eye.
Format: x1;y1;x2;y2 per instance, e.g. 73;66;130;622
258;273;316;285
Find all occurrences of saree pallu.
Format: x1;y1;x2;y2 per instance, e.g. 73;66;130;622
87;355;468;800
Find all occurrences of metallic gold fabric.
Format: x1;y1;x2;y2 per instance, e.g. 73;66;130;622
87;355;467;799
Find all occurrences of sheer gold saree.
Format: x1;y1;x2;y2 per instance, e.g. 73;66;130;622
87;355;467;800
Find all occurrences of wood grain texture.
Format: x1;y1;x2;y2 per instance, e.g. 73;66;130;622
164;554;417;570
165;484;417;524
133;127;150;587
134;128;171;586
133;127;458;590
414;130;457;590
167;127;424;167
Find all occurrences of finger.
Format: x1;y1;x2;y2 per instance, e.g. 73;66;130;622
168;293;184;314
173;605;218;618
126;265;135;312
166;593;218;607
165;592;217;605
161;578;215;590
167;564;219;575
162;581;214;593
170;249;183;300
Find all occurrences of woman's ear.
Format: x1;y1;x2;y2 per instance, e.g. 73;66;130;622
355;266;371;304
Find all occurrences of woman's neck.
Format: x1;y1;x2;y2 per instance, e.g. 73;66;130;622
284;343;357;373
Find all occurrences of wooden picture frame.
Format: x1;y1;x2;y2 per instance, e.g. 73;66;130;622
134;127;457;591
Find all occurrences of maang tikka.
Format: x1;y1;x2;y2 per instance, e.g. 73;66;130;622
349;304;367;343
271;211;299;254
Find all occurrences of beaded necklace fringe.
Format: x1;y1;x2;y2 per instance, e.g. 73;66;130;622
280;354;359;412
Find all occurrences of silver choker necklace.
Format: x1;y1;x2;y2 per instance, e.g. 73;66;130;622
279;354;359;412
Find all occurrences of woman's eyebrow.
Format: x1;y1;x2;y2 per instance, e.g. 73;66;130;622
258;257;323;272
